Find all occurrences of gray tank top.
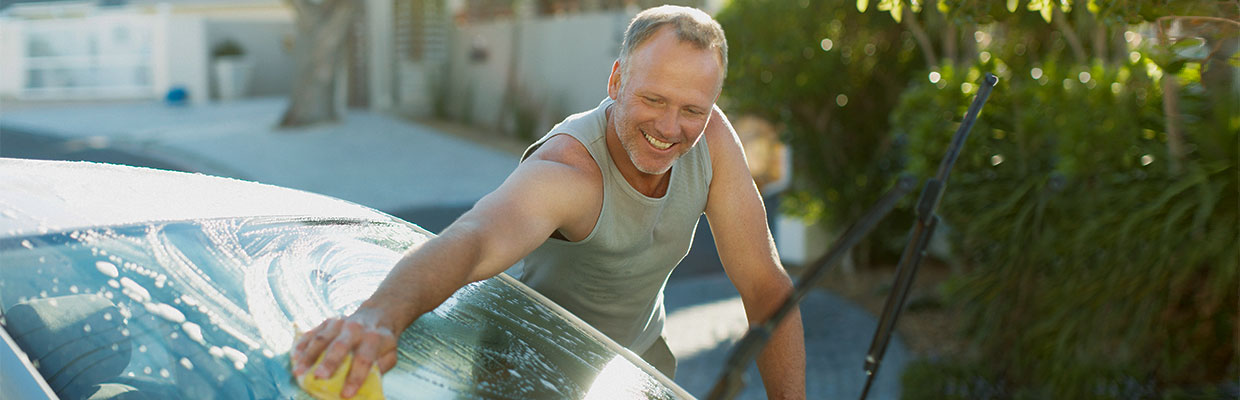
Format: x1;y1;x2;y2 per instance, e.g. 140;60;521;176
518;97;712;353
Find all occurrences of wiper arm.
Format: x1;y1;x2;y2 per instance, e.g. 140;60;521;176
858;73;996;400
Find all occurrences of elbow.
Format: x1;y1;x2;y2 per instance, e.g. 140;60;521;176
751;269;794;303
740;274;795;325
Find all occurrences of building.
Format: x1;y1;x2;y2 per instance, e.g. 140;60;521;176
387;0;711;139
0;0;294;104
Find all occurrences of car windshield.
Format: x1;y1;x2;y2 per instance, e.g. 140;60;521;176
0;216;681;399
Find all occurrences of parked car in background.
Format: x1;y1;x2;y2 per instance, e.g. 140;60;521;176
0;158;692;399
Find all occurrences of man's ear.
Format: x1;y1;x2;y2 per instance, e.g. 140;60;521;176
607;60;621;100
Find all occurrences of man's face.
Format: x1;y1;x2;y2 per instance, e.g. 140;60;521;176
608;27;722;176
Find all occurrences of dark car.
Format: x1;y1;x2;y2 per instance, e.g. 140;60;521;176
0;158;693;399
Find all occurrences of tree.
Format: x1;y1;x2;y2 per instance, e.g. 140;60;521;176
278;0;359;129
717;0;930;268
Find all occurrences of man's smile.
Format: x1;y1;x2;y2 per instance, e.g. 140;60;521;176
642;130;673;150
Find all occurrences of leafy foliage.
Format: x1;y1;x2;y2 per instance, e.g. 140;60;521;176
897;49;1235;393
893;21;1237;400
716;0;925;263
721;0;1237;397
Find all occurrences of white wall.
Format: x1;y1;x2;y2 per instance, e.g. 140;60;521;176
518;12;630;119
0;21;25;97
365;0;393;111
432;10;633;135
155;14;209;104
204;17;295;98
445;19;511;128
0;5;288;103
397;62;438;118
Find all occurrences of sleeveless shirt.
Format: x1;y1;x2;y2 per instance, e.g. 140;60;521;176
517;97;713;353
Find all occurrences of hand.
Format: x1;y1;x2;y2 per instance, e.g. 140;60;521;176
292;308;399;398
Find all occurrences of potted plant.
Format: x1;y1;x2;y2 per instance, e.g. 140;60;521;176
211;39;252;101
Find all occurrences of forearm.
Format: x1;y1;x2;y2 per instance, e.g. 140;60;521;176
729;263;808;398
733;262;807;398
359;222;487;333
756;306;806;399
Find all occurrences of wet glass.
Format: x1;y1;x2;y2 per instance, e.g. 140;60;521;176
0;217;684;399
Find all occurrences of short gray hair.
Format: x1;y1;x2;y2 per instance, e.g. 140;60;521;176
618;5;728;87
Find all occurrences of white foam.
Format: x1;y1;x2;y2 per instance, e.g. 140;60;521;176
145;302;185;323
221;346;248;370
96;261;119;278
120;277;151;303
182;322;206;345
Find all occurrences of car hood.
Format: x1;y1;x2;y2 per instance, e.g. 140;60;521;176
0;159;694;399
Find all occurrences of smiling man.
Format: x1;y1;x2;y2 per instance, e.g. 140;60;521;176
293;5;806;399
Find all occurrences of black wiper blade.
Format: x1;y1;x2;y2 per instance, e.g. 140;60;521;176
859;73;997;400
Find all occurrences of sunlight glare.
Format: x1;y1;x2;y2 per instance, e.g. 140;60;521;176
583;355;651;400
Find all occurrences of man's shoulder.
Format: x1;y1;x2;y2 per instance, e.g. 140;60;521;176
703;106;744;162
524;134;603;183
516;133;604;240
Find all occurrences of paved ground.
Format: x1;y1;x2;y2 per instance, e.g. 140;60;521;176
0;98;909;399
665;275;908;399
0;98;514;214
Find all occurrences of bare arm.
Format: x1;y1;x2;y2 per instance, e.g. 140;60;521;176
360;153;592;328
292;136;600;398
703;107;807;399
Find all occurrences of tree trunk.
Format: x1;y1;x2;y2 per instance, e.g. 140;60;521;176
279;0;359;129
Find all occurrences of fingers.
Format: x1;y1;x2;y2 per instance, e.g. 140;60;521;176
315;322;359;380
294;318;329;353
341;335;379;398
292;316;399;399
339;323;398;398
378;351;397;373
293;318;342;377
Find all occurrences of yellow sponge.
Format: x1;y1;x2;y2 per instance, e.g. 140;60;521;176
291;331;385;400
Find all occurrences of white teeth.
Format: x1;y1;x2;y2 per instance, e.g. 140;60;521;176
644;132;672;150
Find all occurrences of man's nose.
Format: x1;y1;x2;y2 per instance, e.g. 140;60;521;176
655;108;678;138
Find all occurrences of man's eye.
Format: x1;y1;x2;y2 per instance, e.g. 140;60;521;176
644;97;662;105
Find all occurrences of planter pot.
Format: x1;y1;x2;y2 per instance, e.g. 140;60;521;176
213;57;253;101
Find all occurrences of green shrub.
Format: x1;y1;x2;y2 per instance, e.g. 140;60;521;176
895;42;1237;398
211;39;245;59
717;0;1235;397
717;0;925;265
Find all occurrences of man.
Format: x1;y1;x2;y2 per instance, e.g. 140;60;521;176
293;5;805;398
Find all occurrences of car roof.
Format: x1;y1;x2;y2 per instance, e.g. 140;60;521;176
0;158;391;238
